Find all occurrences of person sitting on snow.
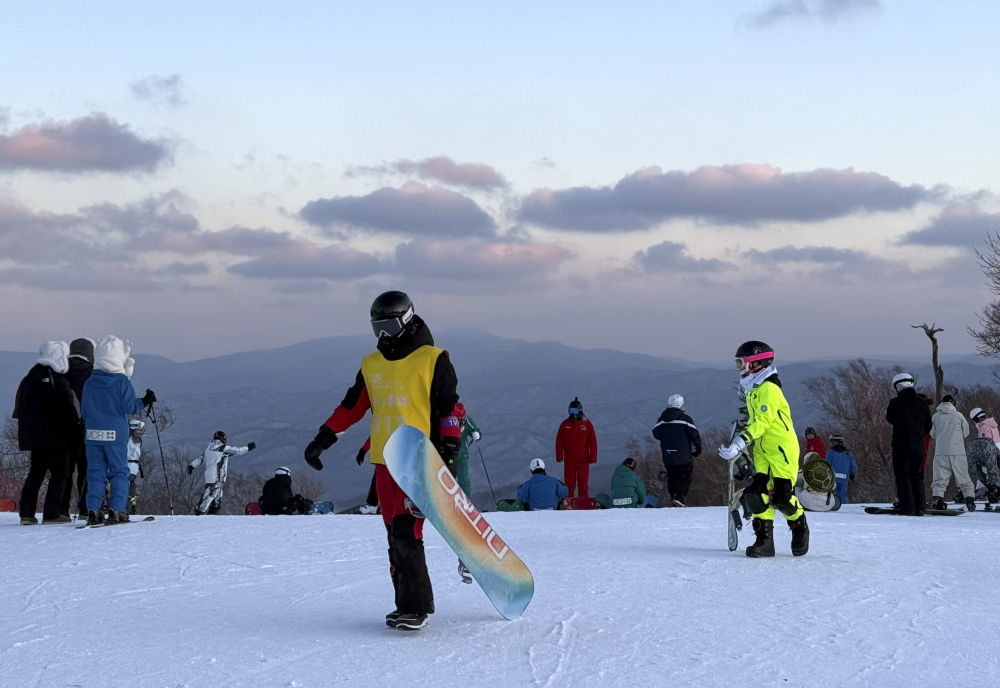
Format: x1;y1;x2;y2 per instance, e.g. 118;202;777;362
597;457;647;508
259;466;310;515
516;458;568;511
187;430;255;514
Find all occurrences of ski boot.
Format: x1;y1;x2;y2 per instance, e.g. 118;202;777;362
457;559;473;584
931;496;947;511
965;497;976;512
788;512;809;556
745;518;775;558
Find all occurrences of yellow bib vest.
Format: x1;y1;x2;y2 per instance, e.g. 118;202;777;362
361;345;443;465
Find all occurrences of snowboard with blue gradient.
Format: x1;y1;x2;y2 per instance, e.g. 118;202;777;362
383;424;534;620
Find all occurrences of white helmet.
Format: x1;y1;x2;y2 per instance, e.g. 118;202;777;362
128;420;145;431
971;407;987;422
667;394;684;409
529;457;545;472
274;466;291;477
891;372;914;391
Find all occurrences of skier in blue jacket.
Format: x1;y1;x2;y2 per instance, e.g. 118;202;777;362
516;458;568;510
825;434;857;504
81;335;155;525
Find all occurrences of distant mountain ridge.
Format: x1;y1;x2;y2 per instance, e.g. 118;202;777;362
2;330;996;508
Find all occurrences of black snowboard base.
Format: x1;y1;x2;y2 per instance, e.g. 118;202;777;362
864;506;963;516
76;515;156;529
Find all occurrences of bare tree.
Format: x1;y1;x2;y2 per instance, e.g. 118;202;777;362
912;323;945;401
0;420;30;503
970;232;1000;357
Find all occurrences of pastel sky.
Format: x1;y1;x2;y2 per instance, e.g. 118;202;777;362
2;0;999;363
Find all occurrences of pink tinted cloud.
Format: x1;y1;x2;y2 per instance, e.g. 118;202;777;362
394;238;571;281
0;114;172;173
348;155;509;190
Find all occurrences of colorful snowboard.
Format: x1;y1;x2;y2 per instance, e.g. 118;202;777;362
383;424;534;620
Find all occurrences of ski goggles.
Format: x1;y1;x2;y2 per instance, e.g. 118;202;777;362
568;406;582;416
371;306;414;339
735;351;773;372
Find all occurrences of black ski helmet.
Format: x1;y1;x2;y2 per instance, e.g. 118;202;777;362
735;341;774;374
370;290;415;339
213;430;227;443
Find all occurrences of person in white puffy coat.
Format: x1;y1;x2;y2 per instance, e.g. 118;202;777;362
187;430;255;514
930;395;974;511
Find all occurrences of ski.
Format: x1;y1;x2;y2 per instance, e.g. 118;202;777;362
383;424;534;620
863;507;962;516
76;515;156;529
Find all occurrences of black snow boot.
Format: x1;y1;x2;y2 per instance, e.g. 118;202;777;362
931;496;947;511
86;509;104;526
788;512;809;556
745;518;775;558
965;497;976;512
954;491;964;505
389;522;435;621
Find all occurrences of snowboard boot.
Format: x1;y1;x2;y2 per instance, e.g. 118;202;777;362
745;518;775;558
965;497;976;512
43;514;72;524
106;510;130;524
20;516;38;525
788;512;809;556
954;491;964;505
385;610;402;628
931;496;947;511
393;612;428;631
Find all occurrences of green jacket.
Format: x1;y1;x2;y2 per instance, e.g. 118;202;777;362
610;464;646;507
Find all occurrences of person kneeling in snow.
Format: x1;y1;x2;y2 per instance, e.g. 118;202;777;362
517;458;568;510
187;430;255;514
597;457;646;508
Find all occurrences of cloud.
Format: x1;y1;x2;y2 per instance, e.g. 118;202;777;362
518;164;931;232
130;73;188;107
226;241;383;280
347;156;508;190
899;206;1000;247
632;241;731;274
299;181;498;238
0;114;172;173
742;0;881;28
394;238;572;281
745;245;873;264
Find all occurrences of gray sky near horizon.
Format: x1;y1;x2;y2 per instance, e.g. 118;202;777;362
1;1;998;362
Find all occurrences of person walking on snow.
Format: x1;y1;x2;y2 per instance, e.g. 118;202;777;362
516;458;569;510
81;335;155;526
718;341;809;557
929;394;975;511
187;430;256;514
803;427;826;459
15;341;79;525
302;290;462;632
886;372;932;515
555;397;598;498
825;433;857;504
651;394;702;507
126;419;144;514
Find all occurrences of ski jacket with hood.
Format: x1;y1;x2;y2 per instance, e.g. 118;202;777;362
555;415;598;464
610;463;646;507
886;388;932;456
930;401;969;455
651;407;701;466
516;472;568;510
321;315;461;465
825;448;857;482
975;416;1000;444
190;439;250;484
804;434;827;459
15;341;79;451
82;336;143;449
738;370;799;471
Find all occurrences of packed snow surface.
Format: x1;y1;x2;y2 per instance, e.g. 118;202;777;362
4;505;996;687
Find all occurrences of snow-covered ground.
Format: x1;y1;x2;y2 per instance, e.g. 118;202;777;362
4;504;998;688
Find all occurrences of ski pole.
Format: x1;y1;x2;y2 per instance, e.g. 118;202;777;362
145;401;175;516
476;443;498;507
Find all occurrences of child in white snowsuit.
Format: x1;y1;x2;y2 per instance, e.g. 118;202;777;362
187;430;255;514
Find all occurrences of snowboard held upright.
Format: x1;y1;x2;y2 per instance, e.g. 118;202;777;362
383;425;534;620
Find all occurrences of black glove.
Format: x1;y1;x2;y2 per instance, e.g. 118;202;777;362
185;465;194;475
141;389;156;408
355;447;367;466
305;425;337;470
438;436;461;476
247;441;256;451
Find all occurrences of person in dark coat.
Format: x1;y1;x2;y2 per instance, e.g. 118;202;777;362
259;466;310;514
15;341;80;525
62;337;94;517
885;372;933;515
651;394;702;506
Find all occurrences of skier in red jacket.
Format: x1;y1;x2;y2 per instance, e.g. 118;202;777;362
555;397;598;498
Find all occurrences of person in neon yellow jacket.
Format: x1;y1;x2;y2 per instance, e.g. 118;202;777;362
718;341;809;558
